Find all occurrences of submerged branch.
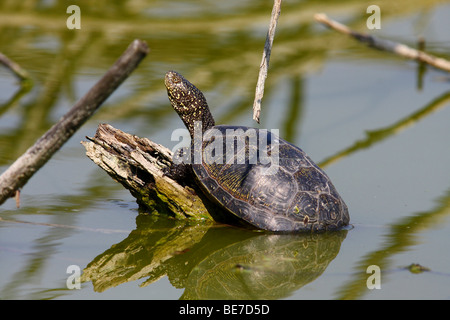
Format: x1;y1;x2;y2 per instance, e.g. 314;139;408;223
314;13;450;73
0;39;149;205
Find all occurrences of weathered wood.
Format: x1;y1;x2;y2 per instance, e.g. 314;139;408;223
0;39;149;205
82;123;214;221
253;0;282;124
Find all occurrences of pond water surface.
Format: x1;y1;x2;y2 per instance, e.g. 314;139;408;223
0;0;449;300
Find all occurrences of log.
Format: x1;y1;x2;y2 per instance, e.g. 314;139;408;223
81;123;214;221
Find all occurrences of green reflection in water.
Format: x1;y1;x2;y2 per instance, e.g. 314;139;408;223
82;214;347;299
337;188;450;299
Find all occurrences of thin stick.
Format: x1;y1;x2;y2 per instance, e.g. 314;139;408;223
0;39;149;205
314;13;450;73
0;52;30;81
253;0;282;124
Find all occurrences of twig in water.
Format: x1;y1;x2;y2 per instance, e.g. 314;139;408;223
253;0;282;124
314;13;450;73
0;39;149;205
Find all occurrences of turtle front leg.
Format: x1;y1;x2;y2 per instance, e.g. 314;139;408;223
163;147;194;185
163;162;192;184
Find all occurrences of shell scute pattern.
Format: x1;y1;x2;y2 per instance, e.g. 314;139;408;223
193;125;349;232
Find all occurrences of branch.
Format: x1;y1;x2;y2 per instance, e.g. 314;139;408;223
252;0;282;124
0;39;149;205
314;13;450;73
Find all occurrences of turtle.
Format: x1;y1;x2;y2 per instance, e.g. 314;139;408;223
164;70;349;232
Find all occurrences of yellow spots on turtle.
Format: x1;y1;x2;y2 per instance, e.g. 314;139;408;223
293;206;300;214
179;101;188;111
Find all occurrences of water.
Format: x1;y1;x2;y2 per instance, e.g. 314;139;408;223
0;0;449;300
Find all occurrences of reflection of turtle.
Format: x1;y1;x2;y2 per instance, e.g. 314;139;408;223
81;215;347;298
181;230;348;299
165;71;349;232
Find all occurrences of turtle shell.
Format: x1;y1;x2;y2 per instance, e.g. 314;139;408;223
191;125;349;232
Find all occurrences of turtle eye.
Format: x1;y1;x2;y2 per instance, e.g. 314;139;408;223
172;76;181;84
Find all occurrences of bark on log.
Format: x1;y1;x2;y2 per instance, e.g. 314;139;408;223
81;123;214;221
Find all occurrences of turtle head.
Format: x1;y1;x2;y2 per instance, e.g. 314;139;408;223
165;71;215;138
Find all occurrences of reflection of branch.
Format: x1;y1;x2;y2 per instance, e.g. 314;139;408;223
0;52;31;81
253;0;282;124
0;40;149;205
81;218;213;293
314;13;450;73
319;91;450;168
336;188;450;300
0;84;32;117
